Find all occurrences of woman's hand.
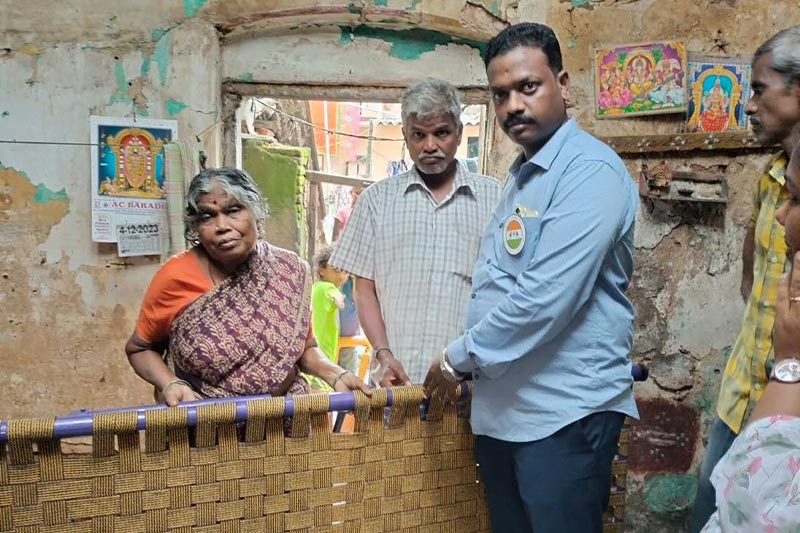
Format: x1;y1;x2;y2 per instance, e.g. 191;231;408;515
332;370;372;395
773;251;800;362
126;332;200;405
162;380;199;407
298;345;371;395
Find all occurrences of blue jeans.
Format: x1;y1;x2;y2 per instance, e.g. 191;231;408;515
475;411;625;533
687;416;738;532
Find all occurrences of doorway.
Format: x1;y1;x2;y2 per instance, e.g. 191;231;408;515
231;93;490;260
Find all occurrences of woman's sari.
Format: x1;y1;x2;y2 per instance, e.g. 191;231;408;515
168;242;312;398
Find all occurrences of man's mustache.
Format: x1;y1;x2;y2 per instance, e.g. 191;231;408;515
504;115;536;130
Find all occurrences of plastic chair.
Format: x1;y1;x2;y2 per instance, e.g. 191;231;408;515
337;335;372;381
333;336;371;432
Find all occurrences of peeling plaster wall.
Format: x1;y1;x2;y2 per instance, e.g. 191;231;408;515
222;28;488;88
1;12;222;420
538;1;800;530
0;1;501;423
3;0;800;531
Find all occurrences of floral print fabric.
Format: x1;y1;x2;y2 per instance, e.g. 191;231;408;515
702;415;800;532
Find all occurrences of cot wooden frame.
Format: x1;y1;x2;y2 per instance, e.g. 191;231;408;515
0;387;629;532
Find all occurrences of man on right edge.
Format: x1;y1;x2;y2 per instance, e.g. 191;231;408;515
689;25;800;532
423;23;638;532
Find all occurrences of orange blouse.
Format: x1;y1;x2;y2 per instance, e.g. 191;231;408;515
135;251;212;346
135;249;315;348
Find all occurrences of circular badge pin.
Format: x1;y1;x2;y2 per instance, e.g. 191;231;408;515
503;214;526;255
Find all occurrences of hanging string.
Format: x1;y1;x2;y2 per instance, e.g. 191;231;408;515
0;139;105;147
253;98;405;142
0;118;222;148
0;98;411;148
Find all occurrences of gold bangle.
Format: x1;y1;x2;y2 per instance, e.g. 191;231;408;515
331;370;350;389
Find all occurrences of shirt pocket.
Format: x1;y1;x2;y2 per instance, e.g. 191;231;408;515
494;215;541;277
448;230;482;285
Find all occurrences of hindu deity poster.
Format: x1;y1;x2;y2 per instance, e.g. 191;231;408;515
594;40;688;118
685;56;751;133
90;116;177;242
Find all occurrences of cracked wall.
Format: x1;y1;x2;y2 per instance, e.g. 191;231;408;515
0;0;505;421
2;1;800;531
541;1;800;531
1;10;222;420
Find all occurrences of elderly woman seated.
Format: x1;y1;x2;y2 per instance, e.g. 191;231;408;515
702;138;800;531
125;167;370;406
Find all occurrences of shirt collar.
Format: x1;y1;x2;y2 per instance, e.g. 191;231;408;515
768;151;789;186
404;160;476;196
509;118;577;184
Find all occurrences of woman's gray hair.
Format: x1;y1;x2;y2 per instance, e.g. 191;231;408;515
184;167;269;246
401;77;463;130
754;25;800;87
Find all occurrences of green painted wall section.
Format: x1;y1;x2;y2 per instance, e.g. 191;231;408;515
0;163;68;204
140;57;151;77
126;30;171;88
644;475;697;517
466;0;501;16
34;183;68;204
339;26;487;59
152;32;172;86
0;162;29;179
109;60;130;105
183;0;208;18
166;99;189;116
108;59;149;114
243;141;309;256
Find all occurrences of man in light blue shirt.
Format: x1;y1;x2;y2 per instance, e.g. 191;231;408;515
424;23;638;532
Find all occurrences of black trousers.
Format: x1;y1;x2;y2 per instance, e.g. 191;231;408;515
475;411;625;533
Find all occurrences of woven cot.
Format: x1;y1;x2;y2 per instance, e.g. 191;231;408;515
0;386;629;532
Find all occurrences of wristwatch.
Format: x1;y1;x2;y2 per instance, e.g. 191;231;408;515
440;348;466;383
770;358;800;383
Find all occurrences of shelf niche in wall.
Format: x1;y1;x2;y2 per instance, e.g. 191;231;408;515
639;163;728;205
598;130;768;155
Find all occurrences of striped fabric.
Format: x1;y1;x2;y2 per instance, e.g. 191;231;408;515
331;163;502;383
163;141;201;257
717;153;789;433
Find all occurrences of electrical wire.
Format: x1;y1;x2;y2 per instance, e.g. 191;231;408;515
0;118;221;148
0;139;104;147
0;98;406;148
254;98;405;142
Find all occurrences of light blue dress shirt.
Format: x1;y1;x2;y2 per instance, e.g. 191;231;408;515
447;119;639;442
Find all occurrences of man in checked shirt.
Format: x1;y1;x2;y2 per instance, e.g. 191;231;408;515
330;78;501;386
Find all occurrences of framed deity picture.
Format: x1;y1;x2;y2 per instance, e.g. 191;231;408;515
594;40;688;118
684;55;752;133
90;115;178;243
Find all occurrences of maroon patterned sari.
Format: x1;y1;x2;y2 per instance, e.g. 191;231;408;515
168;242;311;398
